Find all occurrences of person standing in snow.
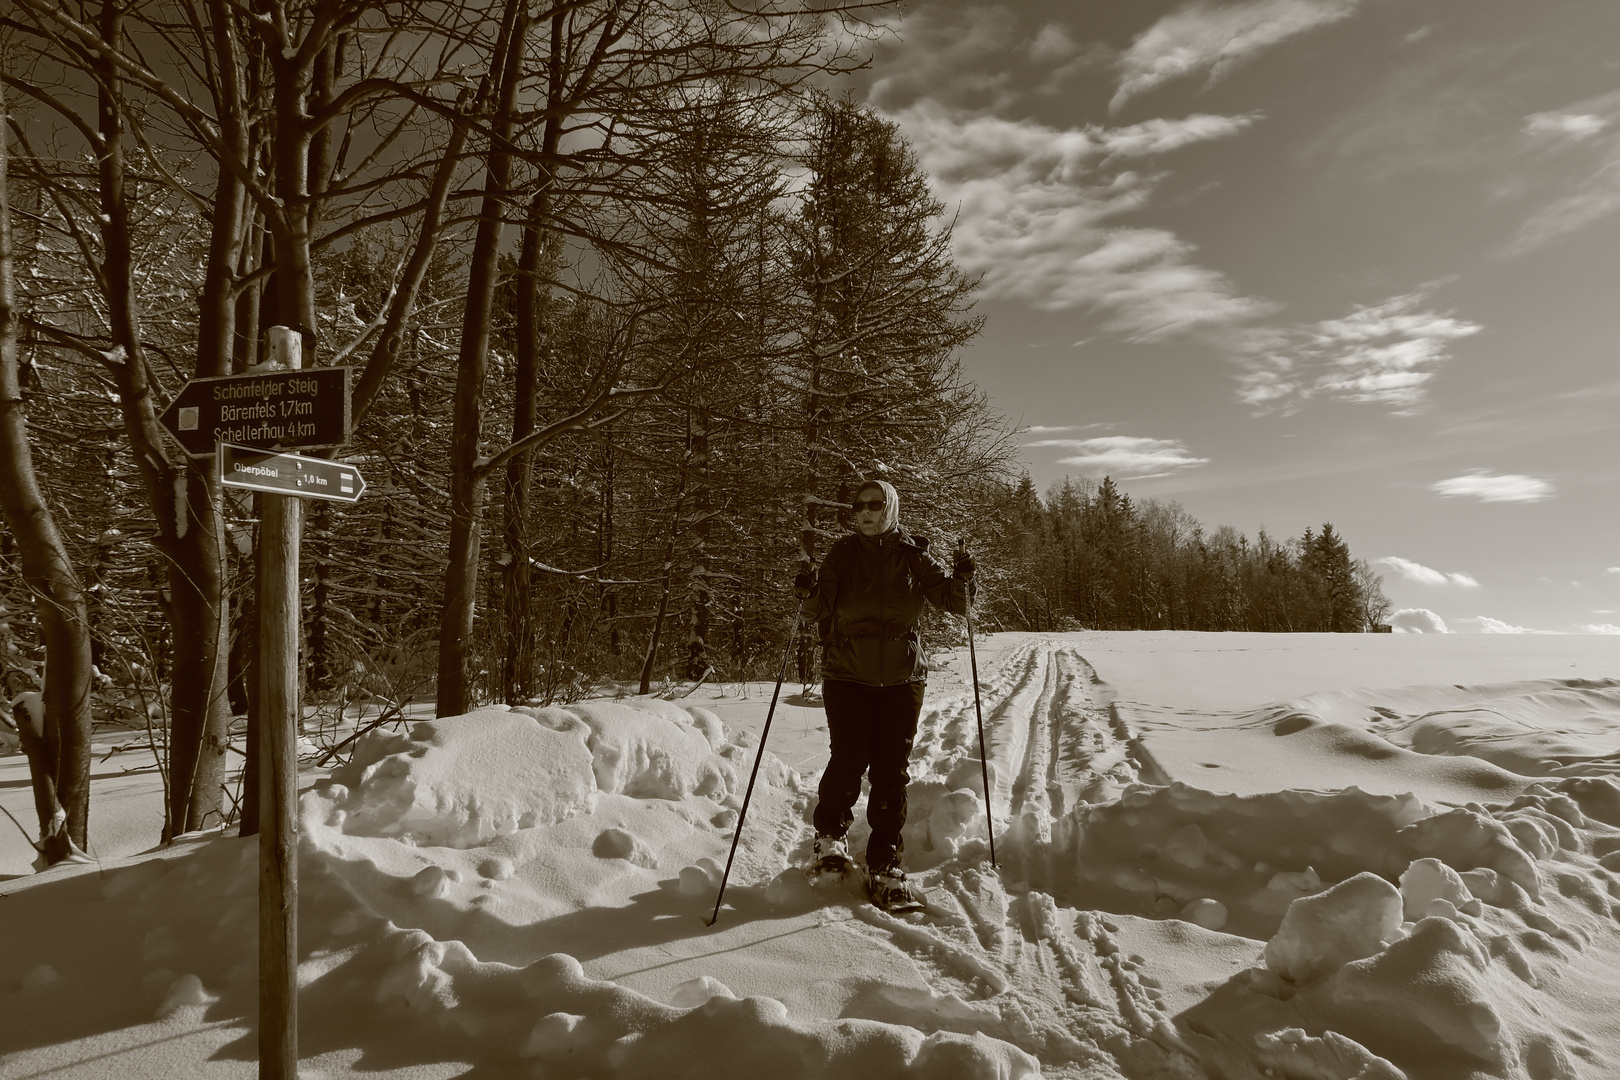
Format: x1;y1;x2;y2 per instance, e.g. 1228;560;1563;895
791;479;976;908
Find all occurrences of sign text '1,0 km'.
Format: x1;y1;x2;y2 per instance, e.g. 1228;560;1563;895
219;444;366;504
157;367;351;457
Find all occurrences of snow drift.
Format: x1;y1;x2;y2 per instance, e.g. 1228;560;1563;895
5;636;1620;1080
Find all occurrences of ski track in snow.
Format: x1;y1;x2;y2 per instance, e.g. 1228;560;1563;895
787;641;1620;1078
817;641;1195;1076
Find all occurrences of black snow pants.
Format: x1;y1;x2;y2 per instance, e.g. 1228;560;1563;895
812;678;927;874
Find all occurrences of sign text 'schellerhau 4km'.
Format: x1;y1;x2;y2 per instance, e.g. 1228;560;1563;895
157;367;351;457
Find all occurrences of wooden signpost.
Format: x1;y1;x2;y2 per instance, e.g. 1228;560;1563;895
163;326;361;1078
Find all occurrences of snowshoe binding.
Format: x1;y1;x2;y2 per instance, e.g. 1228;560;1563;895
866;868;925;914
806;835;853;882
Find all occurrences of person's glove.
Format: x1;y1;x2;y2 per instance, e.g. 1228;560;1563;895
953;550;976;581
793;568;818;599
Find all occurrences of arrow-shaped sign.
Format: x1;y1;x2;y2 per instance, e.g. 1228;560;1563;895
219;444;366;504
159;367;350;457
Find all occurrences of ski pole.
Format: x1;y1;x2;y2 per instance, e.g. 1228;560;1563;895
959;538;996;870
706;596;804;927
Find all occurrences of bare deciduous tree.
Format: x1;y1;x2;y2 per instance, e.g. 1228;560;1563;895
0;82;93;865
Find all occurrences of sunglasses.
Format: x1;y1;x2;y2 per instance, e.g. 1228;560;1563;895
853;499;886;512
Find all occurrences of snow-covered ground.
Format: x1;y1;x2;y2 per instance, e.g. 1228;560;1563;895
3;631;1620;1079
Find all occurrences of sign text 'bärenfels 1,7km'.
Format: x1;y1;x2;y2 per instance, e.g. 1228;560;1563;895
157;367;350;457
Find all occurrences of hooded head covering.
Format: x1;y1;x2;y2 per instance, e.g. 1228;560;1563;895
854;478;900;535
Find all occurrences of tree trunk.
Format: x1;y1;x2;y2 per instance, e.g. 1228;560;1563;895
500;20;566;704
501;191;548;704
0;82;93;864
437;0;529;717
89;0;234;835
639;488;686;695
685;410;712;680
797;341;827;683
639;561;673;696
600;439;618;657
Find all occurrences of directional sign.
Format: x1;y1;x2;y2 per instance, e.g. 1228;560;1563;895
219;444;366;504
159;367;350;457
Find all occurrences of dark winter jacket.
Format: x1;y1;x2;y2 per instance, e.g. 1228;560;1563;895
802;525;971;688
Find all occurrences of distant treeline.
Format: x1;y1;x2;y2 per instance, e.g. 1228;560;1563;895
976;475;1392;634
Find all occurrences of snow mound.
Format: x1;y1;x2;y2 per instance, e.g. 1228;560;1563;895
1292;915;1587;1078
1251;1028;1405;1080
365;933;1041;1079
1262;872;1404;985
683;705;728;749
1399;857;1480;920
895;782;989;866
525;700;737;801
677;857;723;897
155;972;215;1019
1296;678;1620;778
325;706;596;847
1029;782;1435;938
944;757;998;798
669;975;735;1007
316;701;740;848
1017;774;1620;940
593;827;658;868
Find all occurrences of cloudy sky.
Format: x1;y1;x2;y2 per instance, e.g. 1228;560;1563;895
848;0;1620;634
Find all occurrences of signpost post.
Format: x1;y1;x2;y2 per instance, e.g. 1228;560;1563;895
169;329;365;1080
160;332;365;1078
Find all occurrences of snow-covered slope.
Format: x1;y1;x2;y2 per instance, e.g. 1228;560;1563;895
3;632;1620;1079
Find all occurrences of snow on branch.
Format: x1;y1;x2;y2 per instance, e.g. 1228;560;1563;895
530;559;660;586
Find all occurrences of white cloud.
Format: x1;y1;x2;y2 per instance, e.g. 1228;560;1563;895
1234;293;1481;412
1112;0;1361;111
1580;623;1620;634
1431;471;1555;503
1027;435;1209;478
1030;23;1078;63
1512;165;1620;253
1606;567;1620;575
1374;556;1479;588
1473;616;1561;635
1388;608;1448;634
1511;90;1620;253
897;104;1269;338
1525;112;1608;140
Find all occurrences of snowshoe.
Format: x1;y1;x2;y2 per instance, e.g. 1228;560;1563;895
806;835;853;882
866;869;925;915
